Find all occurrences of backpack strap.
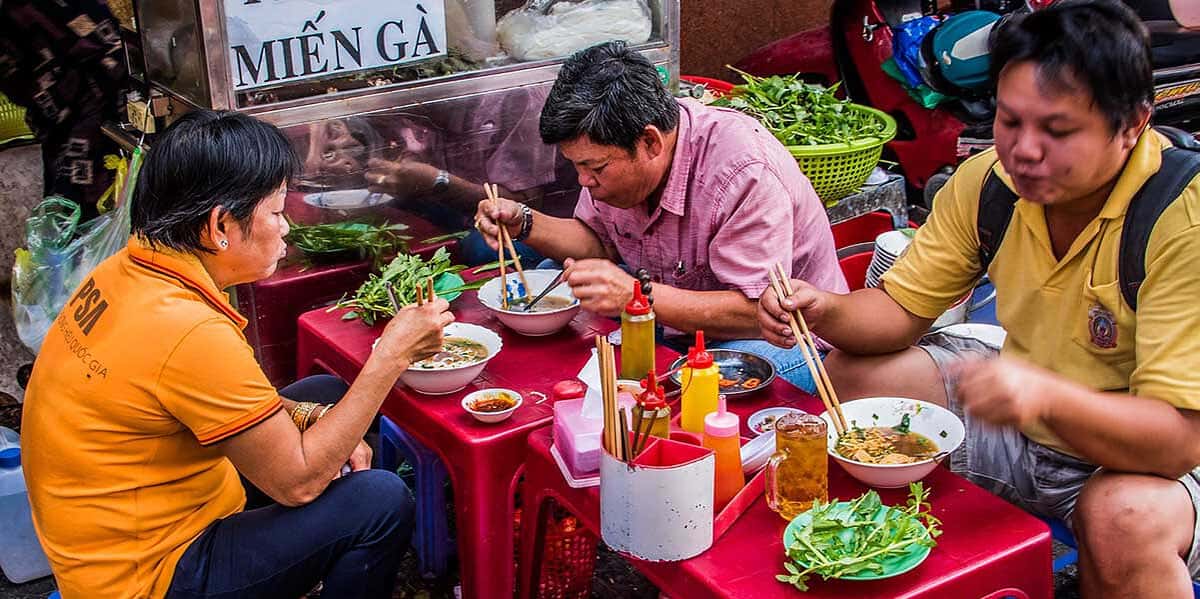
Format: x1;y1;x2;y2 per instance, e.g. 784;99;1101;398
976;162;1019;274
1118;143;1200;310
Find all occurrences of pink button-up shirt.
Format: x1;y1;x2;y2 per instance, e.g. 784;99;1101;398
574;99;847;299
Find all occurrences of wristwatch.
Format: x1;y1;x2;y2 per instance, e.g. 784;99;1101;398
513;203;534;241
431;169;451;193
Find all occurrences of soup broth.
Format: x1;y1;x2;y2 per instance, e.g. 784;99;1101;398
835;426;938;464
413;337;488;369
526;295;575;312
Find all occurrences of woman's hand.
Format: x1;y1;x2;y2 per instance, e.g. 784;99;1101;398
346;439;373;473
474;194;524;251
373;298;455;372
757;279;831;348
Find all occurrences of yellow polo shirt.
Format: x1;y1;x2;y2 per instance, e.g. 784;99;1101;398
882;130;1200;456
21;238;281;598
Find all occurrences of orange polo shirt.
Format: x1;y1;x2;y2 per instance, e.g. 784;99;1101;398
21;237;281;599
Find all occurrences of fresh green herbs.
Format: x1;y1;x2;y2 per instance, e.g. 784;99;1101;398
712;68;888;147
894;413;912;434
333;248;481;326
285;218;410;268
777;483;942;591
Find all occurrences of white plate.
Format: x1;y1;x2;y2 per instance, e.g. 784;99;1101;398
748;407;806;436
874;230;913;257
303;189;393;210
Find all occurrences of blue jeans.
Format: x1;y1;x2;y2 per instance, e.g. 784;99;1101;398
166;376;415;599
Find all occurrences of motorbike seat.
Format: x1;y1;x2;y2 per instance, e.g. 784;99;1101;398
1145;20;1200;70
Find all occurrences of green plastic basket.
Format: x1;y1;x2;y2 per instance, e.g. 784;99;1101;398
785;104;897;204
0;93;33;145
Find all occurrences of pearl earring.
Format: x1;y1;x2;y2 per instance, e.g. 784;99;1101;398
219;240;228;249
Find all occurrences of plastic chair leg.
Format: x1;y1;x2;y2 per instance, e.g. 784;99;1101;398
379;417;455;578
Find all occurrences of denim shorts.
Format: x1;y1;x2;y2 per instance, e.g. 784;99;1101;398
919;331;1200;576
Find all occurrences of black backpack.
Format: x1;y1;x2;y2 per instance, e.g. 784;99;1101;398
976;127;1200;311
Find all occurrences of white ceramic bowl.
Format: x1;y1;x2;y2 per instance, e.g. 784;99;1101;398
395;322;503;395
820;397;965;489
461;388;523;424
477;269;581;336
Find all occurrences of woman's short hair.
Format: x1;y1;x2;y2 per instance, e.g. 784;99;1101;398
539;41;679;152
990;0;1154;134
131;110;300;253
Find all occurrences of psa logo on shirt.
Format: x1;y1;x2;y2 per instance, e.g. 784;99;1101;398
69;277;109;335
1088;304;1118;349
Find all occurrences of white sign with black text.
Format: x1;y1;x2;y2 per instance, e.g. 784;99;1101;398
225;0;448;90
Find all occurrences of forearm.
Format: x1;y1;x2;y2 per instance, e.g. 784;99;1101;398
652;286;762;340
524;213;608;261
816;288;931;354
1043;382;1200;478
301;358;399;463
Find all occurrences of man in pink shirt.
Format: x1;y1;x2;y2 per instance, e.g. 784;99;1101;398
476;41;846;392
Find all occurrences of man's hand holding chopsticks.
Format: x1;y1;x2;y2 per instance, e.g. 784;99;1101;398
758;278;831;349
473;194;524;251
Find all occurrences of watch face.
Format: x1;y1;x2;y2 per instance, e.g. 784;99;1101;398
432;171;450;192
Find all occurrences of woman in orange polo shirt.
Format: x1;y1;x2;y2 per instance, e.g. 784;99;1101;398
21;110;454;599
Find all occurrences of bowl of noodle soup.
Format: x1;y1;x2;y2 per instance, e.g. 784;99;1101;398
820;397;964;488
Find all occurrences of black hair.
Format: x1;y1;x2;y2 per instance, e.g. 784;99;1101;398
540;41;679;151
990;0;1154;134
131;110;300;253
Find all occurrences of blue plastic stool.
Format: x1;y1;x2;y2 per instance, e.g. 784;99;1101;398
378;416;455;578
1043;517;1200;597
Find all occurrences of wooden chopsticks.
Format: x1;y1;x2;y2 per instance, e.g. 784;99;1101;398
386;277;436;312
767;263;848;434
484;182;529;309
596;335;630;461
414;277;436;307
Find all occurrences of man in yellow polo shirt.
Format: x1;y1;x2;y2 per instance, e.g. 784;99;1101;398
760;1;1200;596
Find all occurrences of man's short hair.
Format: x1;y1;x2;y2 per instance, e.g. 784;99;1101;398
540;41;680;151
131;110;300;253
990;0;1154;134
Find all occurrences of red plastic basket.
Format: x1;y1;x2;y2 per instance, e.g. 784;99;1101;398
513;502;598;599
680;75;735;97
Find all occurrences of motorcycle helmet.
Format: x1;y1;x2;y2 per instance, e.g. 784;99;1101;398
918;10;1004;96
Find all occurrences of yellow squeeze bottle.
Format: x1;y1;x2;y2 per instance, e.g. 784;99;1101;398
680;330;720;434
620;282;656;380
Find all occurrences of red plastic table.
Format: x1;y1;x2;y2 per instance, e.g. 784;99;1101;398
294;293;675;599
517;383;1054;599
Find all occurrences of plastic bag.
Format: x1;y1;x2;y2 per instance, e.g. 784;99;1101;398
497;0;653;62
891;16;942;90
11;147;143;352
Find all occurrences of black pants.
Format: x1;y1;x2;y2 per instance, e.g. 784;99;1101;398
166;376;413;599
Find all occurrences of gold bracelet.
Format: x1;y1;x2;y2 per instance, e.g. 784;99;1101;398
291;402;318;431
305;404;333;429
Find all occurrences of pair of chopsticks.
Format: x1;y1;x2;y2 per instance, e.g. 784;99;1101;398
385;277;437;313
766;262;848;434
484;182;529;309
596;335;632;461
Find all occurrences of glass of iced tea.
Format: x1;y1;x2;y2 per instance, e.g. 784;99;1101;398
765;412;828;521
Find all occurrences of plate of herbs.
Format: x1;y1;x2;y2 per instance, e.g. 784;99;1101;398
778;483;941;591
286;219;410;268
